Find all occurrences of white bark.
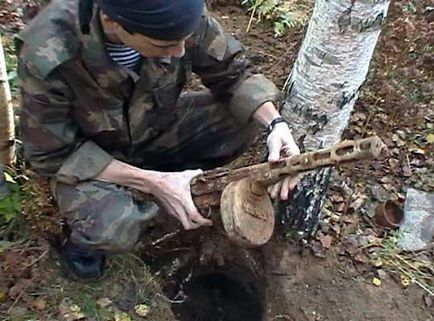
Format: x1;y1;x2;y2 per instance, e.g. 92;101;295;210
279;0;390;235
0;34;15;166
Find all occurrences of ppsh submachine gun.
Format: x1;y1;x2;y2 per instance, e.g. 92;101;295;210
190;135;386;248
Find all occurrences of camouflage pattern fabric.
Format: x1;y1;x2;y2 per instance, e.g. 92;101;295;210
55;180;159;252
16;0;278;251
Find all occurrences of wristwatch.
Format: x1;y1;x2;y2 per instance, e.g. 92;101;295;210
267;117;287;134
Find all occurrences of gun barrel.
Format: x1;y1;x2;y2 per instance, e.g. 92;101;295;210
254;135;386;185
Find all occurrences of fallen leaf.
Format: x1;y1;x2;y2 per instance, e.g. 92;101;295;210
353;112;367;122
426;133;434;144
381;183;394;193
388;158;400;170
4;252;31;279
380;176;393;184
365;232;377;242
319;235;333;249
330;213;341;223
0;287;7;302
389;148;401;156
353;126;363;134
330;193;345;203
396;129;406;140
96;297;112;308
32;298;47;311
349;196;366;213
8;306;29;319
377;269;387;279
392;134;406;147
8;279;35;299
371;258;383;267
342;236;359;255
134;304;150;318
114;312;132;321
335;202;346;213
354;253;369;264
342;215;358;224
372;277;382;287
311;241;326;259
4;172;16;183
330;224;341;235
402;166;412;177
58;299;86;321
424;294;433;308
400;275;411;288
409;148;425;155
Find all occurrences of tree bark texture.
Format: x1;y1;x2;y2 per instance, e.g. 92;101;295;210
279;0;390;236
0;165;8;199
0;35;15;166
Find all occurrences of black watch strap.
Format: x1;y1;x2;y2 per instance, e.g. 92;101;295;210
267;117;287;134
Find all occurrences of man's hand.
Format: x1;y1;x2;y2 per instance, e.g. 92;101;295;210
266;122;301;200
96;160;212;230
252;101;302;201
150;169;213;230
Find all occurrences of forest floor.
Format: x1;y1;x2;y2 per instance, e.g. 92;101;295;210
0;0;433;321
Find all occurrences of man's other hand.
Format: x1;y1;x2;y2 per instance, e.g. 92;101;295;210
266;122;302;201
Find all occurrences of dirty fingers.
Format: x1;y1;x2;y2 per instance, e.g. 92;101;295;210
153;169;213;230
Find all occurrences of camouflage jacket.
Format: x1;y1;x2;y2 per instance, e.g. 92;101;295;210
17;0;278;185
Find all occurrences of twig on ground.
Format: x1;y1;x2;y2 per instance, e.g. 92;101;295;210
246;0;265;33
6;291;24;315
271;314;296;321
25;249;48;268
155;292;187;304
152;231;180;247
405;153;412;175
246;5;257;33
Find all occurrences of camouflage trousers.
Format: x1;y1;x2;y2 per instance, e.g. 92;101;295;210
53;92;259;252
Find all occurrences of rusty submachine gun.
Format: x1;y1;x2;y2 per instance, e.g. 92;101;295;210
190;135;386;248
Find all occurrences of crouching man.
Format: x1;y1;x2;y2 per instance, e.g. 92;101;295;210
17;0;300;280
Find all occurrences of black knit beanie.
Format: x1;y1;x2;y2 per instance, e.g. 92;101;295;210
79;0;204;41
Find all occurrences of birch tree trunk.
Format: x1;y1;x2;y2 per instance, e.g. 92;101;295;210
279;0;391;236
0;34;15;166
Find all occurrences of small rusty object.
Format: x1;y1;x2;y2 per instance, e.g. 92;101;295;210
220;177;274;248
374;200;404;228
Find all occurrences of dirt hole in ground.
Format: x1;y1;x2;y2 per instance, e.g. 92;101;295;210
168;265;264;321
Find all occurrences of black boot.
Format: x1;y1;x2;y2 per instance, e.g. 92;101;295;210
60;238;106;282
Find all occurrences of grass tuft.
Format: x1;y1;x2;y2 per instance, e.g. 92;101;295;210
379;231;434;296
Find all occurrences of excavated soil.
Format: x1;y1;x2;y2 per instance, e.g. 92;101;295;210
262;240;433;321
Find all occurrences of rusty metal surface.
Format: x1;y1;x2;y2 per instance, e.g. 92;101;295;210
220;178;275;248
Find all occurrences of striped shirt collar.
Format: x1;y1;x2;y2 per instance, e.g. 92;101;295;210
106;42;173;69
106;42;142;70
